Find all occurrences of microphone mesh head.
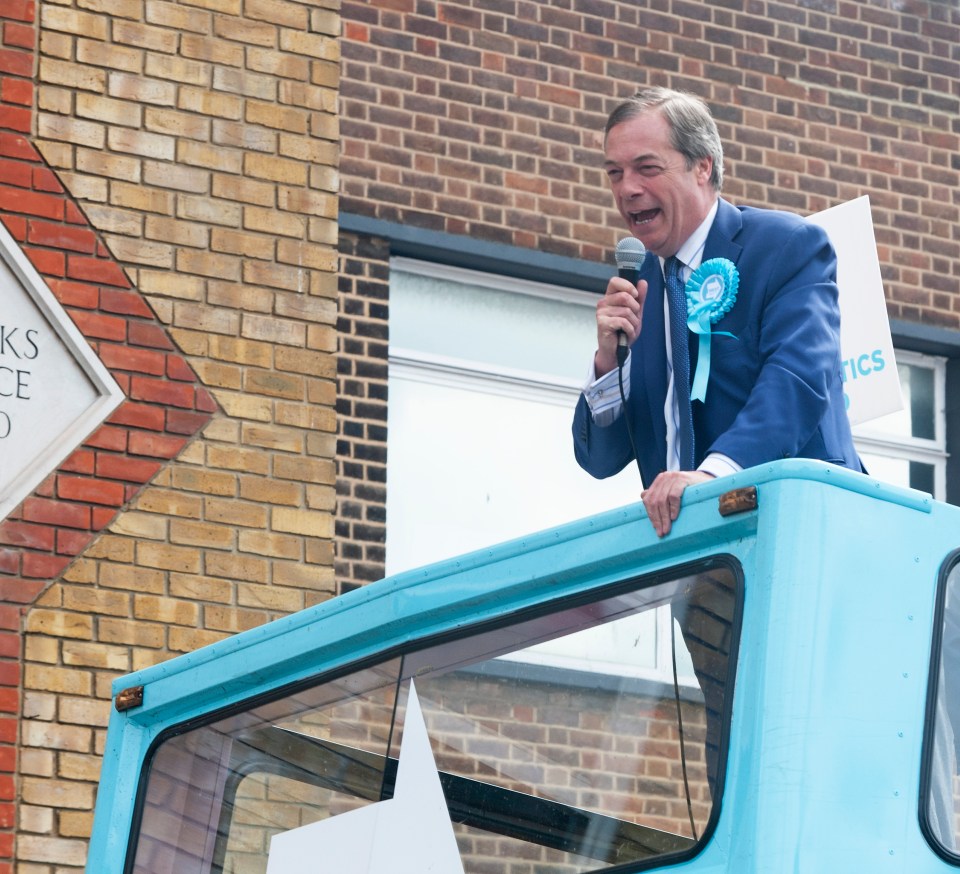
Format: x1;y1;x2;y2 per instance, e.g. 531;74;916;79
615;236;646;270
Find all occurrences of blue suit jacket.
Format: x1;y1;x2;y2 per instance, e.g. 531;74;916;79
573;199;862;486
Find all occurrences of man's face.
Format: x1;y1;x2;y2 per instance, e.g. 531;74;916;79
603;110;716;258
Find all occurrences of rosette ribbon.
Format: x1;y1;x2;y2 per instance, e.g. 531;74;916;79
685;258;739;402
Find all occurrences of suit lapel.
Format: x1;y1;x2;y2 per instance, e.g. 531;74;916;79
703;198;743;264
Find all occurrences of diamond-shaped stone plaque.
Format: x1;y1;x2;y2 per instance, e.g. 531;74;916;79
0;220;124;522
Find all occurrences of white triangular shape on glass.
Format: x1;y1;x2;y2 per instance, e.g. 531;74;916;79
0;220;124;521
266;681;466;874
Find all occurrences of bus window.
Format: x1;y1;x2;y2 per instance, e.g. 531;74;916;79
924;557;960;860
125;561;740;873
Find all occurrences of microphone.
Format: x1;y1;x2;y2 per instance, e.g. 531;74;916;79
614;236;646;365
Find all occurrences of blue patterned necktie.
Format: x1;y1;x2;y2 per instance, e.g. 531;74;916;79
665;256;695;469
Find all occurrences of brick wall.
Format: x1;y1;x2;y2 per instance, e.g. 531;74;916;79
335;231;389;591
335;0;960;584
339;0;960;312
0;0;340;869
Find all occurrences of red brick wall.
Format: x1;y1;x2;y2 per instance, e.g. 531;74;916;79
335;0;960;585
340;0;960;324
0;175;216;582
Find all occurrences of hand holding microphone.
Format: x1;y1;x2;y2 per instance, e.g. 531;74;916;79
614;237;646;365
594;237;647;377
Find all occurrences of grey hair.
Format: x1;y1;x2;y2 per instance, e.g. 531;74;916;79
605;87;724;191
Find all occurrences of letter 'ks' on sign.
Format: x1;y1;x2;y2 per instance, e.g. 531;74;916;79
0;325;40;359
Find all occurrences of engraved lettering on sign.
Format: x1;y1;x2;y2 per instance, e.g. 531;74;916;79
0;326;40;433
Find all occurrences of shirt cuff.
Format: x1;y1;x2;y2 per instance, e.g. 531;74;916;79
582;354;630;427
699;452;742;479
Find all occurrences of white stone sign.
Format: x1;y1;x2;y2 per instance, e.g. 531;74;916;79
0;220;124;521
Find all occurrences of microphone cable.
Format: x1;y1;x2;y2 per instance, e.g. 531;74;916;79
616;236;699;837
616;341;645;482
619;339;698;840
671;615;699;842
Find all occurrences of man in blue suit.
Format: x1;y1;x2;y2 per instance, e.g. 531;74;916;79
573;87;861;536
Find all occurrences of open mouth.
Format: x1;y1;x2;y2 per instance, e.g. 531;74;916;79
628;207;660;226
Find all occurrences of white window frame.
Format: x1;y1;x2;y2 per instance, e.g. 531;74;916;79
852;348;947;500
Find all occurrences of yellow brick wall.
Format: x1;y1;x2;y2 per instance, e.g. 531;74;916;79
17;0;341;868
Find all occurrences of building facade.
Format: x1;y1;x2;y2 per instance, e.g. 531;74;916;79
0;0;958;869
0;0;340;869
336;0;960;595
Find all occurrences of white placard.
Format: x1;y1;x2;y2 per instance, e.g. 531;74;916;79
807;196;903;425
0;221;124;521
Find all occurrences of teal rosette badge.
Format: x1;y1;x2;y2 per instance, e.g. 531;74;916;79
685;258;739;402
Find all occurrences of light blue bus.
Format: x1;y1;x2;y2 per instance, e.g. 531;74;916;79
87;460;960;873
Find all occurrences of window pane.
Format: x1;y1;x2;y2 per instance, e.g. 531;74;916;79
908;365;935;440
127;564;740;873
854;360;939;444
851;352;945;500
129;660;403;874
390;267;598;382
386;369;638;573
924;561;960;856
387;264;642;575
910;461;935;495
